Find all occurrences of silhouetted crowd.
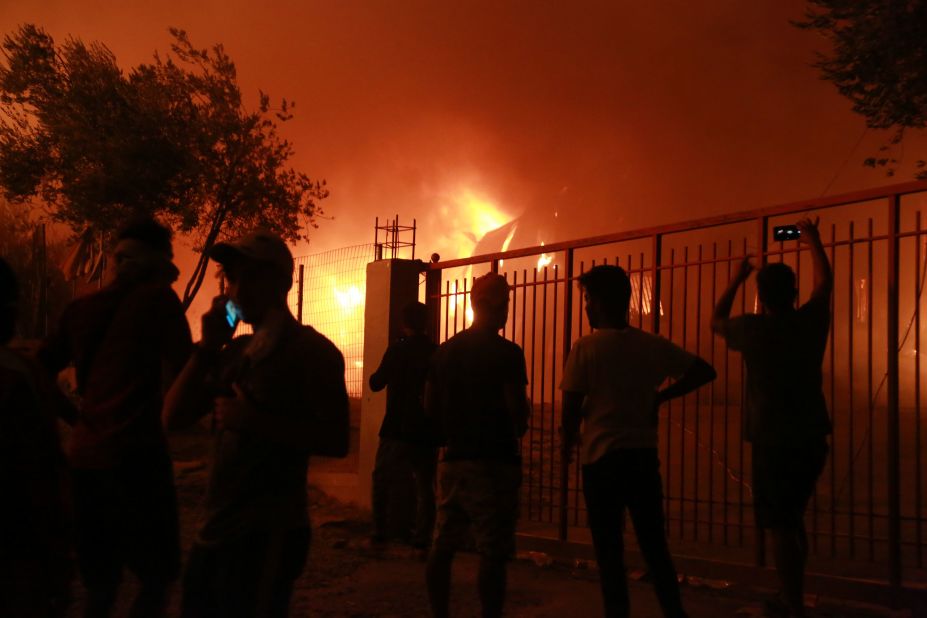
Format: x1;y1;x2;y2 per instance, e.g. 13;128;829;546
0;216;832;618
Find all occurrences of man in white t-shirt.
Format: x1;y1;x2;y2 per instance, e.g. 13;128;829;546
560;265;715;618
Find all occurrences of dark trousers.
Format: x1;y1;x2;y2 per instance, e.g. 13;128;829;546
181;526;310;618
372;438;438;545
582;448;687;618
71;446;180;616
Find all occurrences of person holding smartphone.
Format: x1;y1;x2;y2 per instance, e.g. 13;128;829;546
163;230;348;618
711;217;833;618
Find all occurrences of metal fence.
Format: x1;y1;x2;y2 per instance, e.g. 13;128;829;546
424;181;927;590
288;244;373;398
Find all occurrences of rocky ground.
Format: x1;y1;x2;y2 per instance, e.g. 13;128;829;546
60;427;915;617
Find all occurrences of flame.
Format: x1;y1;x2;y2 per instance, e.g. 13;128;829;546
334;284;364;311
437;188;513;260
537;241;553;270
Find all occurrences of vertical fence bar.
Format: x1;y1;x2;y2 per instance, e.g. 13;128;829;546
665;248;675;534
867;217;875;563
426;269;442;343
529;268;538;519
723;240;732;546
755;216;768;566
680;246;689;539
296;264;305;324
559;250;574;540
916;212;924;569
694;244;703;541
709;242;718;542
848;221;856;559
652;234;663;335
829;224;838;559
540;266;550;521
737;236;752;544
887;193;902;591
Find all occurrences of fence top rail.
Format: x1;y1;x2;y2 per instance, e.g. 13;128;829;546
428;180;927;271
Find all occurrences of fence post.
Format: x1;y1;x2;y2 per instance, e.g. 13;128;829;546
887;194;902;592
425;267;442;343
558;248;575;541
755;215;769;568
651;233;662;334
296;264;305;324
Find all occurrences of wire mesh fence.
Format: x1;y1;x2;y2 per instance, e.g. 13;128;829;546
288;244;374;398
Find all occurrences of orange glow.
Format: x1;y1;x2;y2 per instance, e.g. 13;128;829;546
333;284;364;311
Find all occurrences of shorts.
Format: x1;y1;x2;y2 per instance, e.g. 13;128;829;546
751;439;828;530
432;460;521;560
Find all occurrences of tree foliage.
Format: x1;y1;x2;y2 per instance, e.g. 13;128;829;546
795;1;927;178
0;25;328;308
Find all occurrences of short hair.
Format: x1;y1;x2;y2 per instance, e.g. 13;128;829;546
402;301;428;333
756;262;797;311
578;265;632;315
117;216;173;257
470;273;510;312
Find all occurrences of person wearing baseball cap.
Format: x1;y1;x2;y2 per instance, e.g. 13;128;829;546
425;272;529;618
164;229;349;617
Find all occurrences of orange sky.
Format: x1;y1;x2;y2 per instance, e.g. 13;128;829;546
2;0;925;315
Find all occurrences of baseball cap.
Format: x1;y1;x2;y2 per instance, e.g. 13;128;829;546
209;230;295;287
470;272;510;309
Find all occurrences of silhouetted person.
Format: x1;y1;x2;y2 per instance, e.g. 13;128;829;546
712;218;832;618
0;256;72;617
163;231;349;618
369;301;439;547
425;273;528;618
560;265;715;618
39;218;191;618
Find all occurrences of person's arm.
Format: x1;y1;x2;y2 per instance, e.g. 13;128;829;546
797;216;833;302
561;390;584;464
711;257;753;335
368;345;395;392
655;357;716;406
503;382;529;438
162;297;232;431
158;289;194;398
36;309;77;425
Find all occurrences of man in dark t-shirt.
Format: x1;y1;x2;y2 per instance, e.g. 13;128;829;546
164;230;348;618
425;273;529;618
369;301;439;546
712;217;833;618
40;218;191;617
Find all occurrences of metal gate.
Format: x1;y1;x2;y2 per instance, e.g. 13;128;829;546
424;181;927;591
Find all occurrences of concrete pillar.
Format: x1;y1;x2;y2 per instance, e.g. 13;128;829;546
357;258;421;508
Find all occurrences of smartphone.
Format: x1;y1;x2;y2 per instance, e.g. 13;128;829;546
225;299;243;329
773;225;801;241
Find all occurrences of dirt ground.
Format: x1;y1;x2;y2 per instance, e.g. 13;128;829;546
61;428;915;618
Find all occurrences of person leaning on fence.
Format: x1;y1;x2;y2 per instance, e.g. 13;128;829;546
369;301;440;548
162;230;349;618
424;272;529;618
39;217;192;618
0;256;73;618
711;217;832;618
560;264;716;618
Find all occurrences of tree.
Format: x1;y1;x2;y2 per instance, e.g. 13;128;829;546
795;1;927;178
0;199;70;339
0;25;328;308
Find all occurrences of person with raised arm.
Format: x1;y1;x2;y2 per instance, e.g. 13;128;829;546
712;217;833;618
